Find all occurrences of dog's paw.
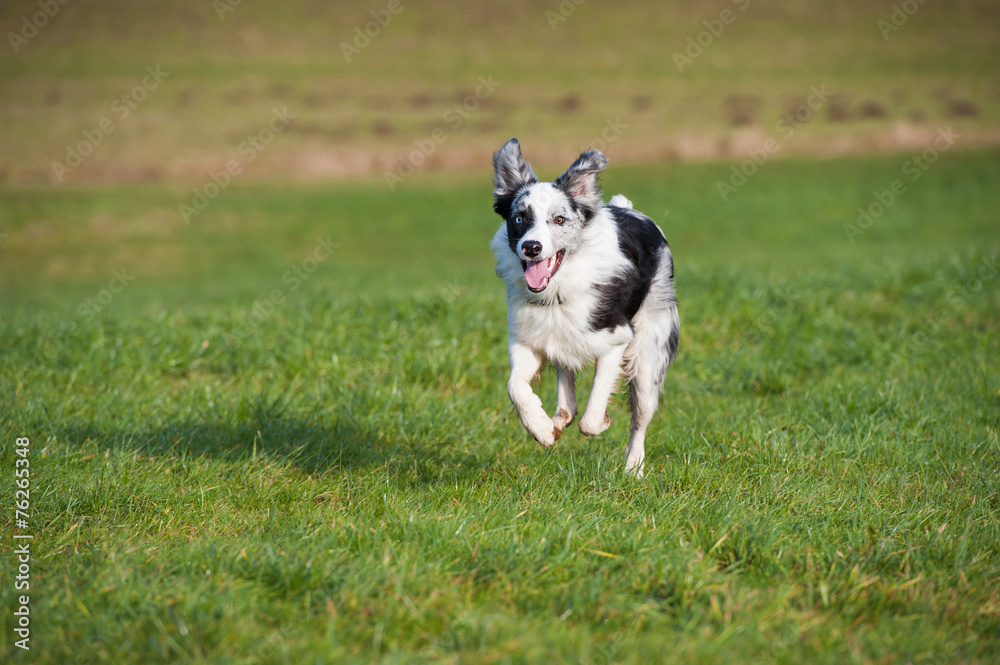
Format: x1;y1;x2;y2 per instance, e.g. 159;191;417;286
552;407;574;432
624;459;645;479
579;411;611;437
535;426;558;447
624;445;645;478
524;415;558;447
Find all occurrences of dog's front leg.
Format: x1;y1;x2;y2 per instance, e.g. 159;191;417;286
508;342;559;446
552;365;576;435
579;345;626;437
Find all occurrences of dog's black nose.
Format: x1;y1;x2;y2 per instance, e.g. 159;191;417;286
521;241;542;258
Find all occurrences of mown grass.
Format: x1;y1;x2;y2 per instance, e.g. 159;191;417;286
2;150;999;663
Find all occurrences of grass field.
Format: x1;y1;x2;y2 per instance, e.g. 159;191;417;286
2;149;999;663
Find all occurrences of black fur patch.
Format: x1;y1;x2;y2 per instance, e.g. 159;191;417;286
504;196;535;253
667;325;679;359
493;191;519;220
588;206;667;332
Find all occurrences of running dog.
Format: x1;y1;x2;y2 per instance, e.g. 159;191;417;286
490;138;679;476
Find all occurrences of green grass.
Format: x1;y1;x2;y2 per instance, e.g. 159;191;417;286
2;150;1000;663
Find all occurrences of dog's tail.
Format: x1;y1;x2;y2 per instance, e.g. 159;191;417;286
608;194;633;209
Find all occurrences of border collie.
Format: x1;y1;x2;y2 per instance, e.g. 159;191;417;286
490;138;679;477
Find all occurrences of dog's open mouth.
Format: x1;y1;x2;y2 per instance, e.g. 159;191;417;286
521;249;565;293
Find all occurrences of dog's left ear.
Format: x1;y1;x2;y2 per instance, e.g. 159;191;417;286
492;138;537;218
555;149;608;218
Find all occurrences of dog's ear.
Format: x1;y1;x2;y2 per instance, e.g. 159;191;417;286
555;149;608;219
492;138;537;218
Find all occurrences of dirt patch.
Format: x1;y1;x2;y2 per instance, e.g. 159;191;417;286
725;95;763;127
947;100;979;119
10;124;1000;187
859;100;889;119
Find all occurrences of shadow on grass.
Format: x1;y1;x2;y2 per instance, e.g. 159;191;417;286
59;411;487;485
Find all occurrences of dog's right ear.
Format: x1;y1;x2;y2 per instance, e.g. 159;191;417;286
554;149;607;220
492;138;537;218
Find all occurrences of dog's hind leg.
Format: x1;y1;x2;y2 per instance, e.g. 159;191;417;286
508;342;559;446
624;302;679;477
552;365;576;435
624;372;659;478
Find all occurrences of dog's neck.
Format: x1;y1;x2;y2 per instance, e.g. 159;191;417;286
527;294;565;306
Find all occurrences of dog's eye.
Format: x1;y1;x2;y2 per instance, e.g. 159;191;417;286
554;216;566;225
514;216;523;225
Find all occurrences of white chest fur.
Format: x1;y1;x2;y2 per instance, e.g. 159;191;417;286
492;211;634;370
508;293;633;370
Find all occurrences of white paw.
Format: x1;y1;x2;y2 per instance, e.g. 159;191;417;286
624;460;645;478
524;414;559;447
552;407;574;432
624;450;645;478
579;411;611;437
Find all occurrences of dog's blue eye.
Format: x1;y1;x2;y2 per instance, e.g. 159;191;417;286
514;216;523;224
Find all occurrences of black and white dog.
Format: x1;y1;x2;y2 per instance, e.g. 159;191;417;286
490;138;679;476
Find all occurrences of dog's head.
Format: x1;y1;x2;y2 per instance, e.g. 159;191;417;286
492;137;607;293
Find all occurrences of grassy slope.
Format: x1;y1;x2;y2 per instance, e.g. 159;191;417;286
1;151;999;663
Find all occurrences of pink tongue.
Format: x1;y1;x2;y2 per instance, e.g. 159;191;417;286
524;258;554;290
